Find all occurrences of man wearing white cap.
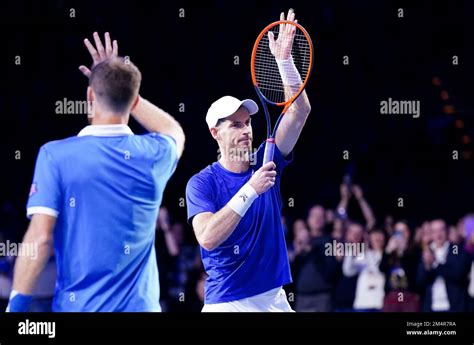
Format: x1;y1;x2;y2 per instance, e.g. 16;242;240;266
185;9;311;312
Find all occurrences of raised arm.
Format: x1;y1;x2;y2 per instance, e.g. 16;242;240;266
270;9;312;157
352;185;376;231
131;97;185;158
79;32;185;157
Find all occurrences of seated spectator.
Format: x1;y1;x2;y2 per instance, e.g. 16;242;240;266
416;219;471;312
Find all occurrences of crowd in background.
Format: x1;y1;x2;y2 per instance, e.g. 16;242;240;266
1;178;473;312
286;181;474;312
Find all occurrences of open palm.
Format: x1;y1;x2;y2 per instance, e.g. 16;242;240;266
268;9;297;60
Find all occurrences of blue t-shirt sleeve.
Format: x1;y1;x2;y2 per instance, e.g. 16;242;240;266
186;174;218;224
255;141;293;174
146;133;179;178
26;145;62;219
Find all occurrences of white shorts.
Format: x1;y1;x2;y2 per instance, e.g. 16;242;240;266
202;287;294;312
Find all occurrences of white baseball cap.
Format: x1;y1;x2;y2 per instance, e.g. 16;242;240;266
206;96;259;128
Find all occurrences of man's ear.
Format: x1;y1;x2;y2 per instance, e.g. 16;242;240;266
87;86;94;102
210;127;219;140
130;95;140;112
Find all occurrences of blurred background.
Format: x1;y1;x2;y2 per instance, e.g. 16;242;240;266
0;0;473;312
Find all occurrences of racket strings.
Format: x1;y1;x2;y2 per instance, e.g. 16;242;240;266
254;25;311;104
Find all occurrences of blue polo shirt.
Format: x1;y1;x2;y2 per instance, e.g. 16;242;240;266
27;125;178;312
186;142;292;304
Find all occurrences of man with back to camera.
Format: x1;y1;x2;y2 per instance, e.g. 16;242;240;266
7;32;185;312
186;9;312;312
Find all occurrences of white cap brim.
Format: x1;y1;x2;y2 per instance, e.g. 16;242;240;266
206;96;259;128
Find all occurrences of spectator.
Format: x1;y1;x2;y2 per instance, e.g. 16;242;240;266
293;205;340;312
351;185;376;231
462;214;474;312
331;217;345;241
415;221;433;251
337;182;376;231
346;228;386;311
384;215;395;237
417;219;471;312
307;205;326;239
288;223;311;263
287;225;311;308
333;222;363;311
381;220;421;312
325;209;335;226
449;225;463;246
293;219;308;238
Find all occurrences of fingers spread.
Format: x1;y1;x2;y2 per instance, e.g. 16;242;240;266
93;32;106;59
105;32;113;56
84;38;100;63
268;31;275;43
279;11;285;33
78;65;91;78
112;40;118;56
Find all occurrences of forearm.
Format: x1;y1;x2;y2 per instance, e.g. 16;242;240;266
132;96;185;155
337;198;350;215
12;233;52;294
357;197;376;230
196;206;242;251
279;56;311;116
286;87;311;116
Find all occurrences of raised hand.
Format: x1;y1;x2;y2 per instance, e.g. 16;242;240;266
268;9;297;60
340;183;351;201
79;32;119;78
352;185;364;200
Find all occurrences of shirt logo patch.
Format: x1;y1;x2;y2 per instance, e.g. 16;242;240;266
29;183;38;197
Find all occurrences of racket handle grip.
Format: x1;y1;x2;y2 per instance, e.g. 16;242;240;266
263;139;275;165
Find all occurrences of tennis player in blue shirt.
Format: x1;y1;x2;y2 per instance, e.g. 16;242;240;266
186;9;311;312
7;32;185;312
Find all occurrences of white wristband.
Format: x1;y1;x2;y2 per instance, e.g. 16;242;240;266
227;183;259;217
276;56;302;85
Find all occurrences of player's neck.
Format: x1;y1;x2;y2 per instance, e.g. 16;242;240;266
90;111;129;125
218;156;250;174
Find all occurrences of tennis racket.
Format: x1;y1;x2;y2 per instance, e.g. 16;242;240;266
251;20;313;164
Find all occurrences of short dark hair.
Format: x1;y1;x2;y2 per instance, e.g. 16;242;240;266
89;57;142;113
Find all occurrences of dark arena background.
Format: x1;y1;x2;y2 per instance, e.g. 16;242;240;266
0;0;473;344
